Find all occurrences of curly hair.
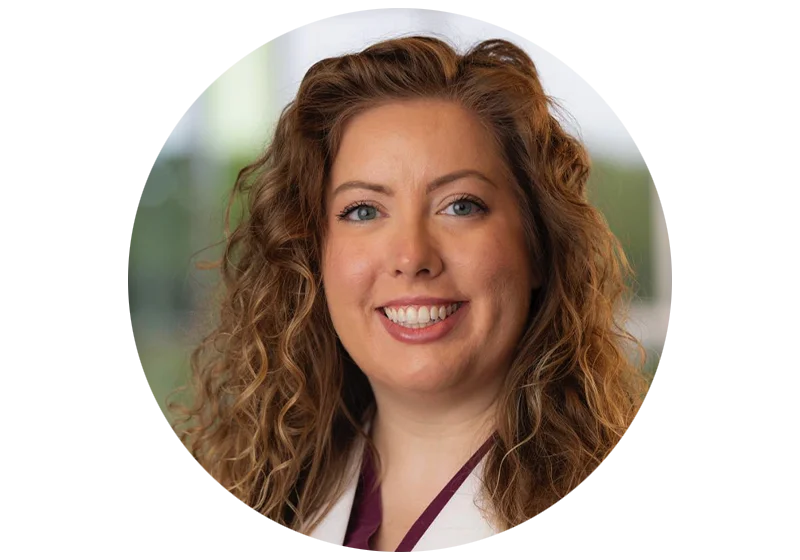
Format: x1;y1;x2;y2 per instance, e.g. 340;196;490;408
172;35;647;533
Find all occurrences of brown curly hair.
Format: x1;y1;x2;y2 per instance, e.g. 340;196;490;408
172;35;647;534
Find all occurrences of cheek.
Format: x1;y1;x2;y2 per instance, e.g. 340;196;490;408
322;238;378;307
464;228;533;357
455;224;533;298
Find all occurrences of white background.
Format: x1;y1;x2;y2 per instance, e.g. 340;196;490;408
1;1;798;558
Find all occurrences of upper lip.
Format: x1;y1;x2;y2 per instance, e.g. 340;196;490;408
377;296;465;308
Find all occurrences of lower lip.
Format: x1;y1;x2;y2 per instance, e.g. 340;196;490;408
377;303;468;344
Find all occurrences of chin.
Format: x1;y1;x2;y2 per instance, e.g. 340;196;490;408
370;364;464;395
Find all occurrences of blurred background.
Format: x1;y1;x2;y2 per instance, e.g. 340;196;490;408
129;9;671;420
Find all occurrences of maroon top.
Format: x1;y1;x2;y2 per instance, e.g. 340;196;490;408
343;436;495;552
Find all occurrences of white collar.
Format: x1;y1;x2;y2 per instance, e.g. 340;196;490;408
305;437;364;545
308;438;498;550
412;459;497;551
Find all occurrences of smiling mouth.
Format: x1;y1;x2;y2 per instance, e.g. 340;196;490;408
380;302;464;329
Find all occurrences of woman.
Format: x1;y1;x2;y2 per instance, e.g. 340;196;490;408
173;36;647;551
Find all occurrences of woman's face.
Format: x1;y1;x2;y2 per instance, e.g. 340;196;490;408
322;99;537;397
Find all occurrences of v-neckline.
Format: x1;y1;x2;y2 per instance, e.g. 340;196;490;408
343;435;496;552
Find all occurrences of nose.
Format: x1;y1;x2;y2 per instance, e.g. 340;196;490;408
388;219;444;279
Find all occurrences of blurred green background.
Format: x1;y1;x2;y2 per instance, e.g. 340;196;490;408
129;10;670;420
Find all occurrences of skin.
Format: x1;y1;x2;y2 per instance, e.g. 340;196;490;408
321;99;537;550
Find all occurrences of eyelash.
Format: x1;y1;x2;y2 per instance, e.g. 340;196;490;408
335;194;489;222
336;199;374;221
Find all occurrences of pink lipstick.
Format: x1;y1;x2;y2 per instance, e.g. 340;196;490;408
376;302;468;344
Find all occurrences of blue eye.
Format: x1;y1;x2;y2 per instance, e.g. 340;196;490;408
442;197;487;216
450;201;475;216
340;204;378;221
337;197;486;222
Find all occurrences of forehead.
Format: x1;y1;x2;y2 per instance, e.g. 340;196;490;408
329;99;506;188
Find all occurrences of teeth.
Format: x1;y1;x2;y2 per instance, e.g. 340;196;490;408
382;302;461;327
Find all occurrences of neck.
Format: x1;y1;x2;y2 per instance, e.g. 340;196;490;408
368;376;501;474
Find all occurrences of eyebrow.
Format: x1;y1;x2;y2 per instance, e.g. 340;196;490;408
331;169;497;198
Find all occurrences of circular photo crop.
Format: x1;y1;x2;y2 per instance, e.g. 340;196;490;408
129;8;670;552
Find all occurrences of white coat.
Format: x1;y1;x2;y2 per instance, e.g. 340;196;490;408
308;439;499;551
